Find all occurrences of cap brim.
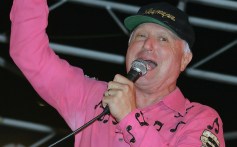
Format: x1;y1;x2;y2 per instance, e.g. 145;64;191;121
124;15;175;34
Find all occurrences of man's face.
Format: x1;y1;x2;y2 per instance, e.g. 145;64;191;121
125;23;192;90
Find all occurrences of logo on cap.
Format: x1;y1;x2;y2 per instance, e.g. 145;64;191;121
144;8;175;21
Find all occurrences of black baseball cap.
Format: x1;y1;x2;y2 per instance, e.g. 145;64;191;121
124;2;195;48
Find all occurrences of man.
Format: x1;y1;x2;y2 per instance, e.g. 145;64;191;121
10;0;225;146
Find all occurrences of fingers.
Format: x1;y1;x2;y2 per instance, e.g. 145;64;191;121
113;74;132;84
104;88;112;97
107;74;132;91
102;89;112;108
102;74;135;116
102;83;136;122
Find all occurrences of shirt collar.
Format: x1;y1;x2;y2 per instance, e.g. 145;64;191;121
162;87;187;116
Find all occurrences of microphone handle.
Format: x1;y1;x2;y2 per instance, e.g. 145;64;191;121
126;68;142;82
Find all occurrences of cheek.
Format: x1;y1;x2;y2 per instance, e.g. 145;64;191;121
125;47;133;61
125;48;135;71
126;43;140;58
159;54;181;73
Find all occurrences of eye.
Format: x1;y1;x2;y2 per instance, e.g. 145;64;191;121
136;33;146;38
133;33;147;41
159;36;168;42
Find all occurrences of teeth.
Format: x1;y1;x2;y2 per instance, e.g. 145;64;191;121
144;60;157;70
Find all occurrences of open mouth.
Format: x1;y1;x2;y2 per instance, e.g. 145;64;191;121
144;60;157;71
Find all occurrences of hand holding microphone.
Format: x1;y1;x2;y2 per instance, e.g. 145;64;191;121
103;59;147;122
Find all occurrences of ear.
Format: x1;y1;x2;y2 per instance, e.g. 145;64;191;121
180;52;192;71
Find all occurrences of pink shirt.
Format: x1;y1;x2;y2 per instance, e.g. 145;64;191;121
10;0;225;146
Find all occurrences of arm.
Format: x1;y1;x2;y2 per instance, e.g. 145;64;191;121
9;0;107;129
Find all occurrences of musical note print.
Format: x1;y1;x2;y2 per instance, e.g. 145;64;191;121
94;101;110;123
97;113;110;123
126;125;136;143
186;105;194;113
174;112;183;118
207;117;219;134
112;120;118;125
135;111;149;126
174;105;194;118
153;121;164;132
94;101;103;109
170;121;186;132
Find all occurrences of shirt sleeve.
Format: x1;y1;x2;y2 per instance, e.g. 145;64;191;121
9;0;107;130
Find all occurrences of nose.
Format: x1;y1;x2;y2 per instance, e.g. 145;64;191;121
143;37;155;52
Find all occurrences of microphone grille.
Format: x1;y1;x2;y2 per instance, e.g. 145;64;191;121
131;59;147;76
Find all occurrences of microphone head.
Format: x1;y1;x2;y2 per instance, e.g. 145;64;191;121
131;59;147;76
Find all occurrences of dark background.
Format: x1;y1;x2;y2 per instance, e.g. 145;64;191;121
1;0;236;146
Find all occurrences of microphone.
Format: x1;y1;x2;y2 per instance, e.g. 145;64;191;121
103;59;148;114
126;59;148;82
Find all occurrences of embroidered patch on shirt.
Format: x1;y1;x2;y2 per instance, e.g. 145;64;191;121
201;130;220;147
